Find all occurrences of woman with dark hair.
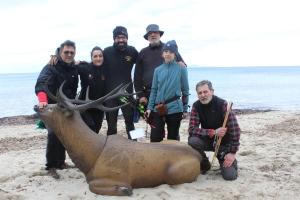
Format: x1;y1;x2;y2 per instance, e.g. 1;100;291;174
78;46;106;133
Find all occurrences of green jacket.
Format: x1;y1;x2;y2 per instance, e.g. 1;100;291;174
148;61;189;114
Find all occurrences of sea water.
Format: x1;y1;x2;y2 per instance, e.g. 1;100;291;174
0;66;299;118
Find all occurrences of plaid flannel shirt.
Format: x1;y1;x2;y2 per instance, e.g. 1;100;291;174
188;101;241;153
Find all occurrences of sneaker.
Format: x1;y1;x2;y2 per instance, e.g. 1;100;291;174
200;159;211;174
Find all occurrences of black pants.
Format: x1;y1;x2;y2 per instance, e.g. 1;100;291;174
46;127;65;169
150;112;183;142
105;98;135;139
188;136;238;180
81;109;104;133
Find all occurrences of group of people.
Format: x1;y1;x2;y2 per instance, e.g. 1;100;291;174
35;24;241;181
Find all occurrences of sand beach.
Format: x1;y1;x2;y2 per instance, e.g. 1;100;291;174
0;110;299;200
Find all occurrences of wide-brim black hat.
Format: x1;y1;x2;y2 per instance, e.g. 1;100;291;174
143;24;164;40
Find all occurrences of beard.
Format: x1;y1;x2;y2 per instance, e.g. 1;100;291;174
114;41;128;51
199;96;213;104
149;40;161;47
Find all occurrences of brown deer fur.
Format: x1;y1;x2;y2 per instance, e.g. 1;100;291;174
35;103;201;196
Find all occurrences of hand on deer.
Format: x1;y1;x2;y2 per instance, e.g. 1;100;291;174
38;102;48;109
215;127;227;138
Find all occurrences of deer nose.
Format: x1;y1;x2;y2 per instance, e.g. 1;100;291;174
33;105;39;112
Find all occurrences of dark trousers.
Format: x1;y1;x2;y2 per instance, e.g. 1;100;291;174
46;128;65;169
105;98;135;139
150;112;183;142
188;136;238;180
81;109;104;133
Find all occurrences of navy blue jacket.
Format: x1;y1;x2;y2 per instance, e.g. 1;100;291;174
35;60;78;103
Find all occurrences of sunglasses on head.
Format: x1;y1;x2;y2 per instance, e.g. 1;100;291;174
63;51;75;55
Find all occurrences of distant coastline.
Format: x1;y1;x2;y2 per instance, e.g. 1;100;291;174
187;66;300;70
0;65;300;74
0;109;273;126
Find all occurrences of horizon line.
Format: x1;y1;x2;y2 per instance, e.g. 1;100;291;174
0;65;300;75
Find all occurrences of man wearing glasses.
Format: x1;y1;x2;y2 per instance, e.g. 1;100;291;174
35;40;78;176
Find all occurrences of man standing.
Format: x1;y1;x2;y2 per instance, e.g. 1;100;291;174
35;40;78;173
103;26;138;139
134;24;185;106
188;80;241;180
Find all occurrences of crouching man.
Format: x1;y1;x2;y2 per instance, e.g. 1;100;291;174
188;80;241;180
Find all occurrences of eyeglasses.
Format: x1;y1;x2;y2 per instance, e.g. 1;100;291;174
63;51;75;55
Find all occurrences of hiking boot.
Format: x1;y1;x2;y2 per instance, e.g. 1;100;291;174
200;158;211;174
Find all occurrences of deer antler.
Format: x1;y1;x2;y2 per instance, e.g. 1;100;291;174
45;79;91;105
58;82;137;112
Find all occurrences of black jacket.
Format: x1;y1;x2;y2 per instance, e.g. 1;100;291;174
35;60;78;104
134;42;184;98
78;62;106;100
103;45;138;93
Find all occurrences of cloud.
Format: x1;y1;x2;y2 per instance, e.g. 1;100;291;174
0;0;299;73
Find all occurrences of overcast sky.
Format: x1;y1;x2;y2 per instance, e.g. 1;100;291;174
0;0;299;73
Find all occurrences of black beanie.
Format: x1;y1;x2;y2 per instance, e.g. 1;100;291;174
113;26;128;39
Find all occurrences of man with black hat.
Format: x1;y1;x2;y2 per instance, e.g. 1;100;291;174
134;24;186;106
103;26;138;139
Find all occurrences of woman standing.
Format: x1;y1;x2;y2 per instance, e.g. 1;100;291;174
145;40;189;142
78;46;106;133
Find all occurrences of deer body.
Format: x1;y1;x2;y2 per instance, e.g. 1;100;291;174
87;135;201;195
35;83;201;196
